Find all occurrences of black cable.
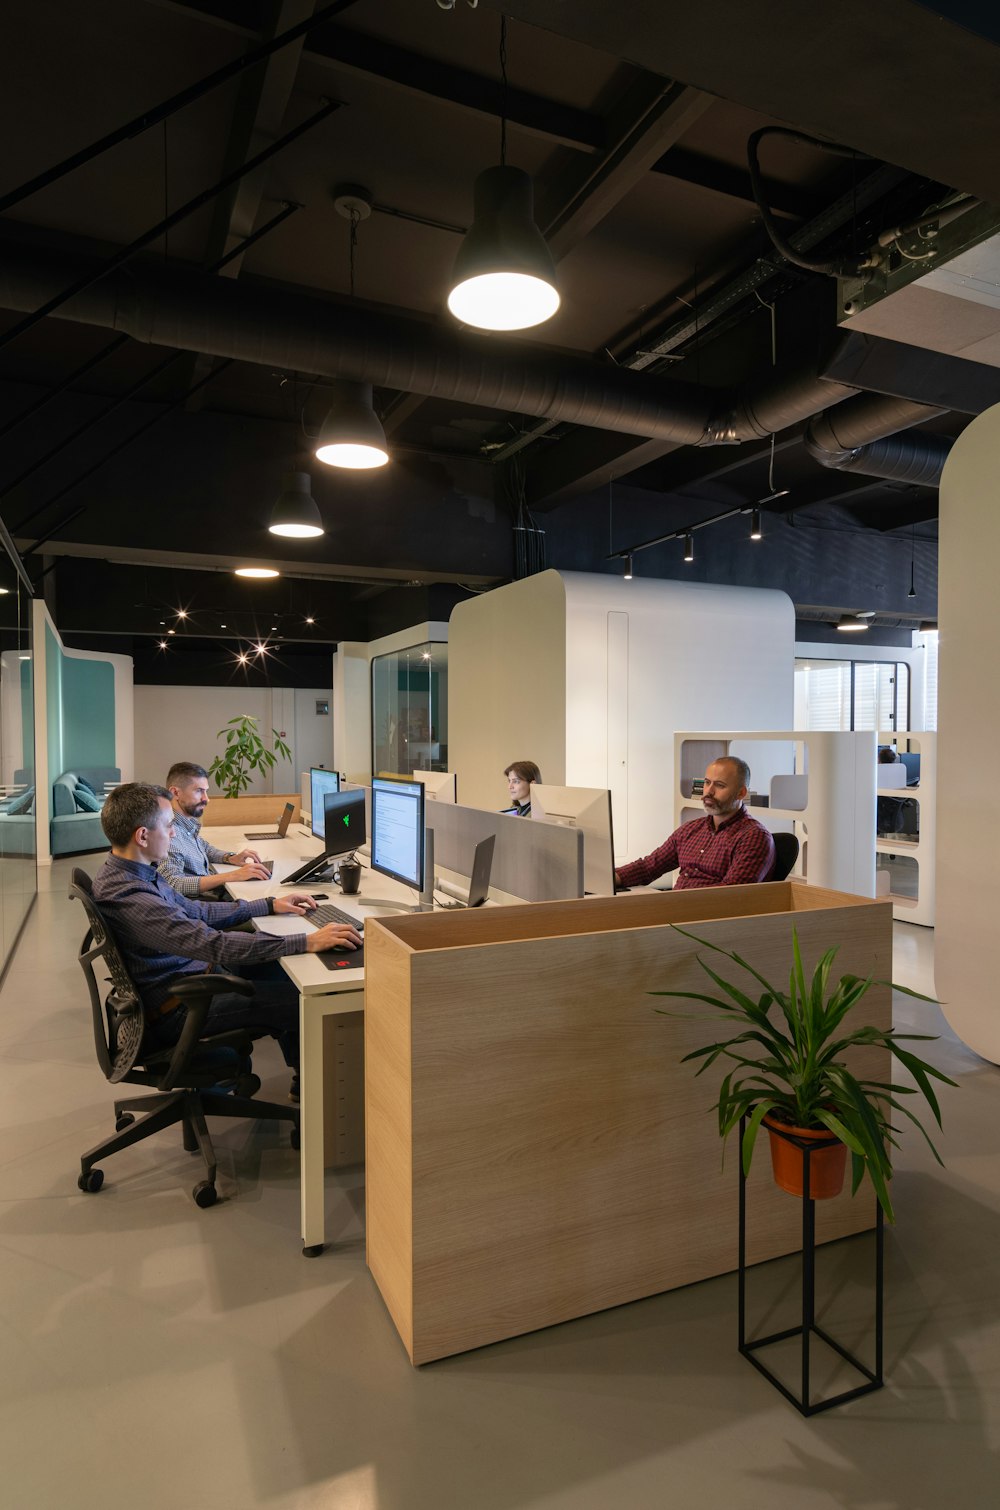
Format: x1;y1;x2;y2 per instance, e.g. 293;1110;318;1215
747;127;873;278
0;197;294;441
0;0;358;217
0;99;338;354
5;351;187;521
17;359;234;553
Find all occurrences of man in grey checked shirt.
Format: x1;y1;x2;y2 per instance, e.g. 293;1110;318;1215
94;783;361;1088
158;761;271;896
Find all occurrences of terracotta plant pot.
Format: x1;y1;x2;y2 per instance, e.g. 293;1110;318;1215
763;1115;847;1200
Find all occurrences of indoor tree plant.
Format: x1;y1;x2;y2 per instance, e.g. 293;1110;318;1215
209;714;291;800
653;924;956;1222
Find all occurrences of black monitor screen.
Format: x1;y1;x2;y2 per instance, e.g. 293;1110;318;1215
322;790;366;858
310;768;340;841
371;776;425;890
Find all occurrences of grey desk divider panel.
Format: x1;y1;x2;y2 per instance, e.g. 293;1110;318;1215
425;801;583;902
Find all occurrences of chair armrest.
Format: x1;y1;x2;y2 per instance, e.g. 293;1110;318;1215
163;971;254;1003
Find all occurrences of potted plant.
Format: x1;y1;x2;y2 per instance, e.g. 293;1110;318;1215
653;924;956;1222
209;715;292;800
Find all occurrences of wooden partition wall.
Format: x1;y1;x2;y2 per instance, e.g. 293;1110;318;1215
365;882;892;1365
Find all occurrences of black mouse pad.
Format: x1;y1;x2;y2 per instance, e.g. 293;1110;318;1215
318;945;365;972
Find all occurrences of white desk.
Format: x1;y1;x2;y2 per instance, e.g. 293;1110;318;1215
212;824;419;1255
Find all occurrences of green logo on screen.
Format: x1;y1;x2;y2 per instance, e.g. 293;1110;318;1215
342;814;350;827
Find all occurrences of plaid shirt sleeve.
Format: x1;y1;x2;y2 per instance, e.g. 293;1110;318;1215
156;848;202;897
616;829;681;888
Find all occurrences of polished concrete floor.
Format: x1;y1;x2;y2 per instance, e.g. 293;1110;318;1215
1;861;998;1509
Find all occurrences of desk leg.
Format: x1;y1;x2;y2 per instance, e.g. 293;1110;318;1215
299;989;364;1257
300;990;327;1256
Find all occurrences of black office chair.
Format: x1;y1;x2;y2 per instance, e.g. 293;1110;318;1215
769;832;800;882
70;868;299;1207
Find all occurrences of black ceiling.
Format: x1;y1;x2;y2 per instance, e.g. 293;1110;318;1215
1;0;995;657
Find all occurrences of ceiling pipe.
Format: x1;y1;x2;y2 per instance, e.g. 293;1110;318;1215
0;242;713;446
804;392;953;485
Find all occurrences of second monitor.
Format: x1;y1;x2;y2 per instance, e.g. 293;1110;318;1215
531;784;615;896
285;788;365;886
309;767;341;843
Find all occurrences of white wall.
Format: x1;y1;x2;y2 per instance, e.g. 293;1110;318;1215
133;684;331;797
449;575;568;813
935;404;999;1061
449;570;794;859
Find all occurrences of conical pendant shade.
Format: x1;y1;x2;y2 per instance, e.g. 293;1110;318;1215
314;382;389;469
268;472;324;538
448;166;559;331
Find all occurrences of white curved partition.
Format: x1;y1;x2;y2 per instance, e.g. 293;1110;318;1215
936;405;1000;1062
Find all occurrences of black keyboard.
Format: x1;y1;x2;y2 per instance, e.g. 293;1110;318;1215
309;903;364;931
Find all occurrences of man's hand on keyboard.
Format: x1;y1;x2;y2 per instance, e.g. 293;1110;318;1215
305;921;363;953
274;893;318;915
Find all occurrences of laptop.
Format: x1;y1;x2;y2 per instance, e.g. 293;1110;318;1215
245;802;295;842
437;834;496;909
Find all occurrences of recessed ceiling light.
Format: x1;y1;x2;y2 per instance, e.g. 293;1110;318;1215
176;609;188;619
167;629;176;636
158;640;168;649
0;587;11;595
306;616;314;624
235;567;280;579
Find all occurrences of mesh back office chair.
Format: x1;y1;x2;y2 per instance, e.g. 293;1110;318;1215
770;832;800;882
70;868;299;1208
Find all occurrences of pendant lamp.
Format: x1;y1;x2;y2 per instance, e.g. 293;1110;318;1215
268;472;324;538
447;165;560;331
314;381;389;469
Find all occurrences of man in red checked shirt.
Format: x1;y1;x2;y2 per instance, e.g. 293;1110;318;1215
614;756;775;891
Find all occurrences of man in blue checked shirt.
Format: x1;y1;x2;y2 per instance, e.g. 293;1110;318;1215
93;783;361;1094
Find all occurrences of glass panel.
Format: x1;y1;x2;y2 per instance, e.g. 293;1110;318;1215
0;558;37;972
371;641;448;779
853;662;877;729
793;660;851;729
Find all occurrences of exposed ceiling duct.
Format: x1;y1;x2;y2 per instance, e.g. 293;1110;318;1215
0;239;964;496
804;391;953;485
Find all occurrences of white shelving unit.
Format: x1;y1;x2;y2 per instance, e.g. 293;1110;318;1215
675;731;877;897
876;730;935;927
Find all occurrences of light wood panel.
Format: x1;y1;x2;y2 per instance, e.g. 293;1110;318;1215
201;794;300;826
365;885;892;1364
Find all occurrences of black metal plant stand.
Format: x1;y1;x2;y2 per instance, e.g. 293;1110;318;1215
737;1115;884;1415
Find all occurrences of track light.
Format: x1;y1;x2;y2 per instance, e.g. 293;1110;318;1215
314;382;389;469
750;508;762;541
623;554;633;580
683;533;694;563
448;166;560;331
269;471;325;538
235;566;280;579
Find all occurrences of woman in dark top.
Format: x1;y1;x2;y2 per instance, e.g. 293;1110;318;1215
501;760;541;817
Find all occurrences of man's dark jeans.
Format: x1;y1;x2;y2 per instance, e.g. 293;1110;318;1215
143;960;299;1069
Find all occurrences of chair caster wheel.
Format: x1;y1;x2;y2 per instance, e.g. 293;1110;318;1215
115;1113;135;1132
193;1180;218;1208
290;1127;301;1151
78;1169;104;1193
302;1243;324;1258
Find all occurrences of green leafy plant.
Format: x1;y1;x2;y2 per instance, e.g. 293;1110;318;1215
652;923;956;1222
208;714;291;800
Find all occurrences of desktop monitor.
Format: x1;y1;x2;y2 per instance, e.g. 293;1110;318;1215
414;769;457;804
531;784;615;896
309;767;341;842
283;789;365;886
371;775;426;892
